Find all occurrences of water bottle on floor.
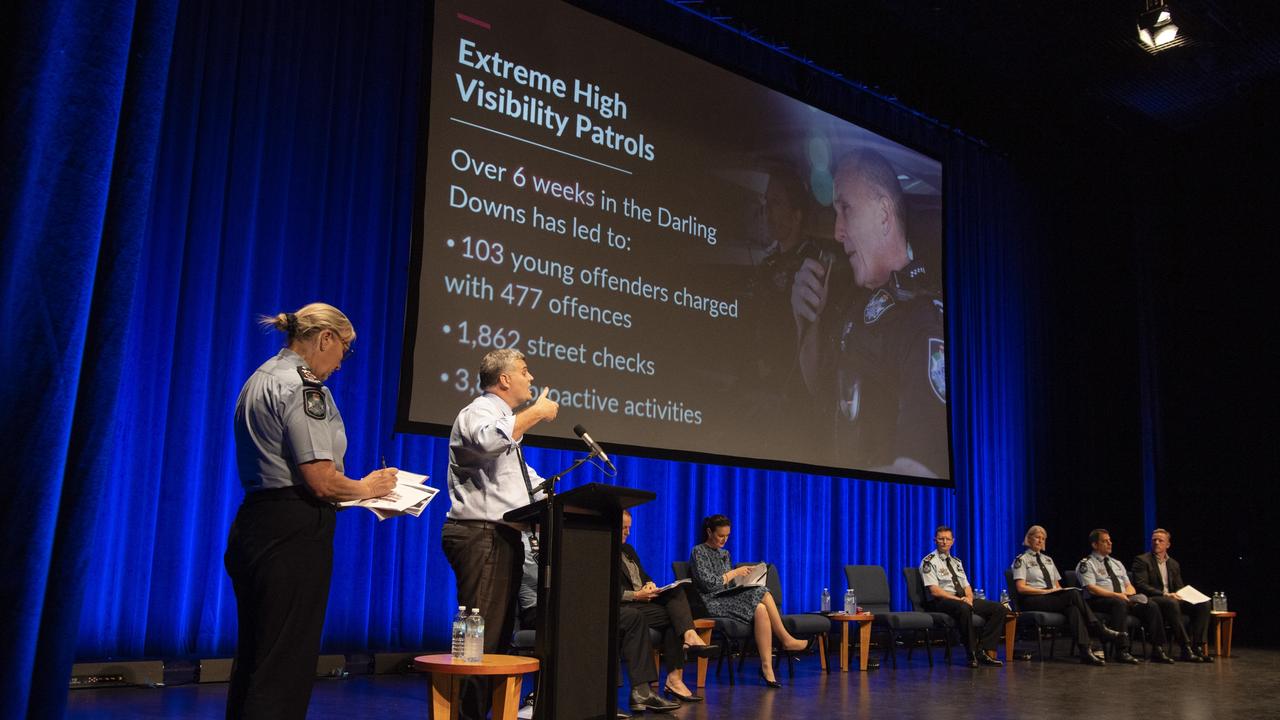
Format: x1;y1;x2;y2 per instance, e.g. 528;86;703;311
464;608;485;663
821;587;830;613
451;605;468;659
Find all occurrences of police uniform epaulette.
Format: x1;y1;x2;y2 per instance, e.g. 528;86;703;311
297;366;324;387
888;261;936;302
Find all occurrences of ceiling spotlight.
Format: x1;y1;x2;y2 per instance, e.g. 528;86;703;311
1137;1;1179;49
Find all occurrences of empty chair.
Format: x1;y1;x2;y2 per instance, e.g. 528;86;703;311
845;565;936;668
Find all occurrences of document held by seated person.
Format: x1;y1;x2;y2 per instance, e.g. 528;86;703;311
729;563;768;589
656;578;692;594
1174;585;1211;605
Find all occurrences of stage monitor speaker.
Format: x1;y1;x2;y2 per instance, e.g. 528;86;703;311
315;654;347;678
198;658;233;683
69;660;164;688
197;654;349;683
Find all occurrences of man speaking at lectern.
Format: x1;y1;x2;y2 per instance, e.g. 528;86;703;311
442;349;558;720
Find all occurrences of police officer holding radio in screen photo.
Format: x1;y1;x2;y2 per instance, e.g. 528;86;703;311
791;147;946;477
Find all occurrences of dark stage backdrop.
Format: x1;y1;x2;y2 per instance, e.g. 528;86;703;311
2;1;1040;717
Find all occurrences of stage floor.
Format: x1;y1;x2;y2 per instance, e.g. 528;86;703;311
67;644;1277;719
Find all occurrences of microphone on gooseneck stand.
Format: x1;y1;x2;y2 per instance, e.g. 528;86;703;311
573;424;616;473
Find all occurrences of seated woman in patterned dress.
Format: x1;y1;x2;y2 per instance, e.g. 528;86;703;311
689;514;807;686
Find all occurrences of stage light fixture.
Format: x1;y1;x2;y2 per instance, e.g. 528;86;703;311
1138;1;1179;49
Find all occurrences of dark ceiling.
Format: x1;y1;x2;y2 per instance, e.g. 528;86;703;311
681;0;1280;153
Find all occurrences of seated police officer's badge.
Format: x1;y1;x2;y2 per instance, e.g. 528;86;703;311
303;388;327;419
928;338;946;403
1014;557;1023;569
1077;560;1089;575
863;289;895;324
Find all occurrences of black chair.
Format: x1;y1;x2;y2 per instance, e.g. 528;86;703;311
1003;567;1069;660
902;566;986;664
759;563;830;677
1062;569;1147;656
845;565;936;668
674;561;750;685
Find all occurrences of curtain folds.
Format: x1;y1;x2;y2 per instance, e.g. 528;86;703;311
2;2;1036;717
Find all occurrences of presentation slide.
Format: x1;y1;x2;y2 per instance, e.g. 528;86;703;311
399;0;949;483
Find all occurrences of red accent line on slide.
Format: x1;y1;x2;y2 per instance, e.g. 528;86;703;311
457;13;491;30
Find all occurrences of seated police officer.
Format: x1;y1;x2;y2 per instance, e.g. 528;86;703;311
921;525;1008;667
1078;528;1173;664
1011;525;1125;666
1130;528;1211;663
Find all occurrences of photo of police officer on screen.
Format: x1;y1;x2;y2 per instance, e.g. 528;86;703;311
790;147;946;478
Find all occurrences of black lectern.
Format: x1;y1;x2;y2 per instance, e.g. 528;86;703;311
505;482;655;720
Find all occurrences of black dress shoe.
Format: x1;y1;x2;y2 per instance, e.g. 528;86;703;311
1180;645;1208;663
975;652;1003;667
663;683;703;703
630;687;679;713
1150;648;1176;664
1093;623;1122;641
1115;651;1140;664
1080;649;1106;666
758;669;782;688
617;711;633;719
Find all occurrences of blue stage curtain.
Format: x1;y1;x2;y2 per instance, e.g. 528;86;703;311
2;2;1036;716
1;0;180;717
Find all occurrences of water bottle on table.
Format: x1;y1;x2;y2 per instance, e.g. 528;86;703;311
451;605;467;659
821;587;830;613
464;608;485;663
844;589;857;614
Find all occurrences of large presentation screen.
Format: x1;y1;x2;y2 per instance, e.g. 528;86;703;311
399;0;950;484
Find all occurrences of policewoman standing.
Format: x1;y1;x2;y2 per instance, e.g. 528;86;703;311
224;303;396;719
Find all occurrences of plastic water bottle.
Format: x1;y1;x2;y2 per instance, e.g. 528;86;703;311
999;589;1011;608
975;588;986;600
451;606;468;659
844;589;857;614
464;608;485;663
820;587;831;613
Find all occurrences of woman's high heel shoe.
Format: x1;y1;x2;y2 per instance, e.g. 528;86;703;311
663;682;704;702
758;668;781;688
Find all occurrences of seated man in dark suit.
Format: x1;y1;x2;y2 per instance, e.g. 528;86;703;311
517;530;678;716
620;509;717;703
1130;528;1211;663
